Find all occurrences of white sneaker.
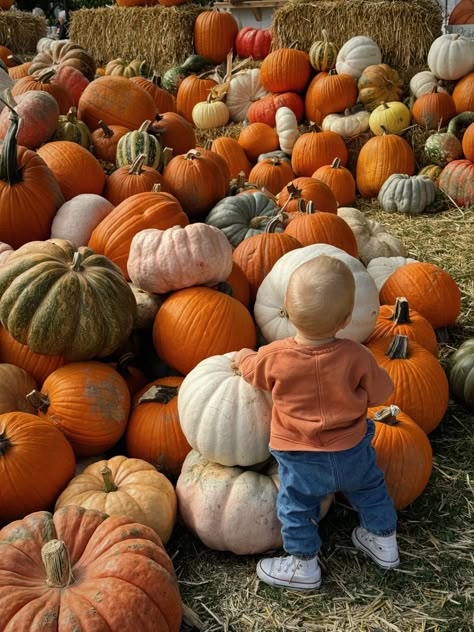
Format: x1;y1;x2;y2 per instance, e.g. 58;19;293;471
352;526;400;569
256;554;322;590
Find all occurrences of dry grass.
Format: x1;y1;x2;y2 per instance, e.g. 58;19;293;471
0;11;47;55
69;5;202;74
272;0;443;88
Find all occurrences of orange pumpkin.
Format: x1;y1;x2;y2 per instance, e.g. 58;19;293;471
153;286;256;376
27;361;130;457
150;111;196;156
452;72;474;114
91;120;131;163
312;157;356;206
291;129;349;176
278;177;338;215
126;377;191;479
7;60;33;80
412;88;457;129
89;187;189;279
260;44;311;93
176;74;218;123
129;73;177;113
212;136;252;178
11;69;75;115
194;11;239;64
248;157;295;196
222;261;251;307
462;122;474;162
238;122;279;163
104;154;169;206
109;352;149;396
305;70;358;120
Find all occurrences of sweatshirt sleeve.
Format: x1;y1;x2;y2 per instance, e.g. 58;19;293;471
358;347;394;406
238;349;275;391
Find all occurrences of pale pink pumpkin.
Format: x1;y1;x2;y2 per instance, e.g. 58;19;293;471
54;66;90;108
127;223;233;294
0;91;59;149
50;194;115;246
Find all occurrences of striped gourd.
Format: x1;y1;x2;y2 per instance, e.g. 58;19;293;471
116;120;162;170
418;164;443;182
309;30;338;72
52;107;92;149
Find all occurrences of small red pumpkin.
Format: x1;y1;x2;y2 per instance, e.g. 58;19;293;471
235;27;273;60
248;92;304;127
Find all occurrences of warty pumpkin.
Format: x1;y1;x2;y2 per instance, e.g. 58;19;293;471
0;239;136;361
0;505;182;631
437;159;474;208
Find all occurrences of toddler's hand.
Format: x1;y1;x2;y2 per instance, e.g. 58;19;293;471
230;348;255;369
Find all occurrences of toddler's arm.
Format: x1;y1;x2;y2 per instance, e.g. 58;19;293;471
230;348;256;369
359;352;395;407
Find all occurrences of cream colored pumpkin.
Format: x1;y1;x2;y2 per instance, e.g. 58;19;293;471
0;363;37;414
409;71;448;98
322;107;370;138
50;194;114;246
177;354;272;467
128;282;164;329
337;207;407;264
127;223;233;295
226;68;269;122
275;106;299;155
378;174;437;214
335;36;382;79
192;99;230;129
367;256;418;291
254;244;380;343
427;34;474;81
0;242;14;265
55;455;177;544
369;101;411;136
176;450;334;555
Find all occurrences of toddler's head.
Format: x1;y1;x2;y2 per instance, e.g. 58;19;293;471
285;255;355;338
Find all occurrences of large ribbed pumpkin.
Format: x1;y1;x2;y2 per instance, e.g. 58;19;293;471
89;188;189;278
278;177;338;214
194;11;239;64
153;286;256;375
356;129;415;198
0;505;182;631
305;70;358;121
126;377;191;479
291;129;348;176
379;261;461;329
37;141;105;201
27;362;130;457
260;45;311;93
78;75;157;130
0;239;136;361
437;159;474;208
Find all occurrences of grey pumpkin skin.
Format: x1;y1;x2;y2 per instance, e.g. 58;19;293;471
378;173;438;214
0;239;136;361
448;339;474;412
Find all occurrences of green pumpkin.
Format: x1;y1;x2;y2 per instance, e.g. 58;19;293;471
52;107;92;149
448;339;474;411
424;112;474;167
116;120;161;170
0;239;136;361
205;191;281;248
162;55;213;95
180;54;214;73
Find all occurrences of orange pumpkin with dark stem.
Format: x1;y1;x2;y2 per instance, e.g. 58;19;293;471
369;405;433;510
365;334;449;434
305;70;358;120
194;10;239;64
238;122;279;163
248;157;295;196
176;74;218;123
233;216;302;303
260;44;311;93
0;326;65;385
291;129;348;176
278;178;338;215
284;200;358;256
126;377;191;479
109;352;149;396
452;72;474;114
153;286;256;376
312;157;356;206
365;297;438;355
130;73;177;113
150;111;196;156
412;88;457;129
379;261;461;329
91;120;131;163
104;154;169;206
37;141;106;201
196;142;231;184
0;505;182;631
162;149;228;217
7;60;32;80
212;136;252;178
89;186;189;278
27;361;131;457
0;412;75;523
11;69;75;114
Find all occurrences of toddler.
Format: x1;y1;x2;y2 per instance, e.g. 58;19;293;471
231;255;399;590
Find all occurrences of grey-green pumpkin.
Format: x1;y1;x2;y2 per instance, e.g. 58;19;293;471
116;120;161;170
447;339;474;411
378;173;437;214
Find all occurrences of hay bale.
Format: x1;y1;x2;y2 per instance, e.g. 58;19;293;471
70;5;203;74
272;0;443;86
0;11;47;55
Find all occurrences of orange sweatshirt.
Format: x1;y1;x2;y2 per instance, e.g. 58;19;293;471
238;337;394;452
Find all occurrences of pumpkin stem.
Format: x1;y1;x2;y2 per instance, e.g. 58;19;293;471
159;146;173;171
215;280;234;297
288;41;299;49
26;390;50;413
42;539;75;588
385;334;409;359
279;183;302;214
279;306;289;319
390;297;411;324
151;73;162;87
372;405;401;426
7;54;23;66
70;252;84;271
101;466;118;493
0;108;22;185
321;29;329;43
264;216;284;233
151;183;162;193
331;157;341;169
98;120;114;138
382;102;389;110
203;140;213;151
137;384;179;405
66;107;78;122
37;68;56;84
138;120;152;133
249;215;271;229
185;150;201;160
270;157;281;166
128;153;147;175
115;352;136;376
0;432;12;457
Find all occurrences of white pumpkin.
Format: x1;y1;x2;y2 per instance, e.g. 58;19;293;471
177;354;272;467
254;244;380;344
335;36;382;80
378;174;438;214
409;70;448;98
322;107;370;138
192;99;229;129
337;207;407;264
427;34;474;81
127;223;233;295
367;256;418;291
176;450;334;555
50;194;114;246
275;106;299;155
226;68;269;122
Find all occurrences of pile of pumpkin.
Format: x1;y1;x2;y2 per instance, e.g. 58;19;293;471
0;24;473;629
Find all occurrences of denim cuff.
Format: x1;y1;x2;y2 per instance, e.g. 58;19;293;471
372;528;396;537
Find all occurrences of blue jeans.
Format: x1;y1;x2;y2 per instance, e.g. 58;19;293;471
271;419;397;557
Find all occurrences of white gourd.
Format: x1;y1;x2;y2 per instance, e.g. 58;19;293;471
367;256;418;291
427;34;474;81
409;71;448;97
275;106;299;155
335;36;382;79
322;108;370;138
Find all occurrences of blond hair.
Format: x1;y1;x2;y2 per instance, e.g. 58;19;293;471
285;255;355;337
